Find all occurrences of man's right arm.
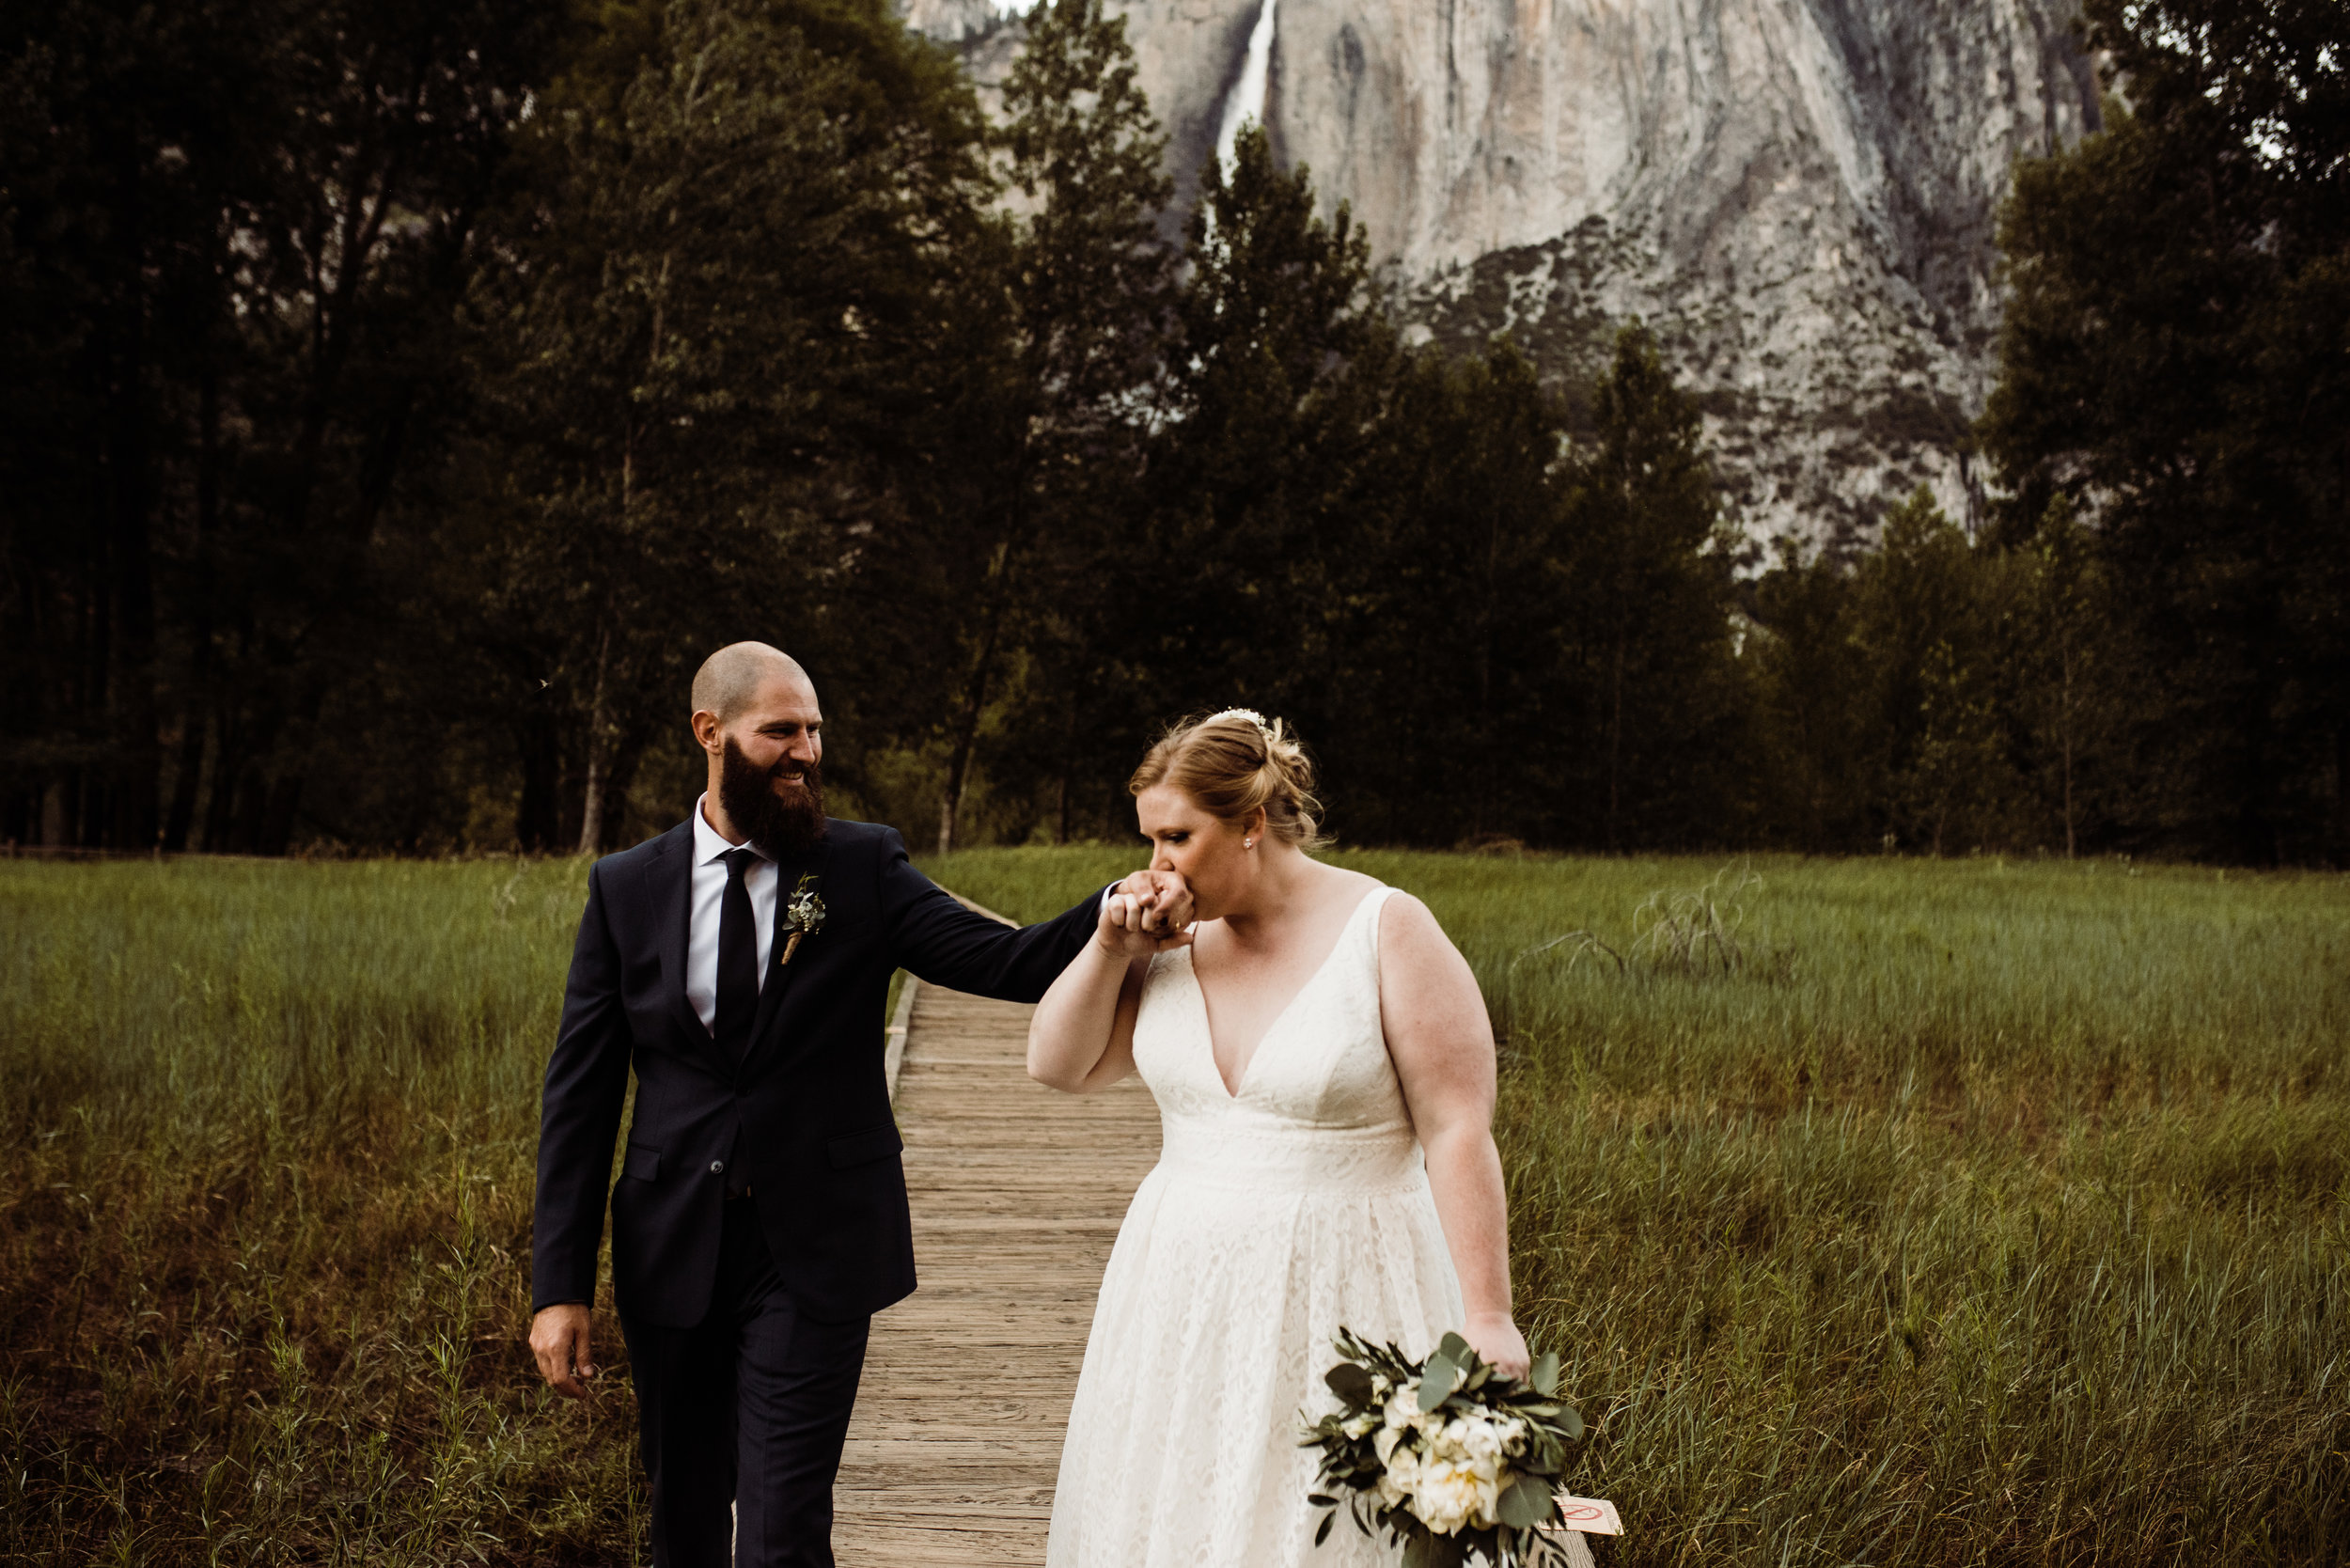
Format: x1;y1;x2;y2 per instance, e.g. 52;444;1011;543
530;860;633;1396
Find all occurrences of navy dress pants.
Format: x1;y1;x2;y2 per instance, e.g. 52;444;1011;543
620;1197;871;1568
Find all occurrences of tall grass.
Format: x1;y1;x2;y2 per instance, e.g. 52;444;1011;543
4;850;2342;1563
0;857;637;1564
929;847;2350;1566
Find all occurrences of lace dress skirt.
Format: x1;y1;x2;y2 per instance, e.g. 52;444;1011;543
1043;1117;1465;1568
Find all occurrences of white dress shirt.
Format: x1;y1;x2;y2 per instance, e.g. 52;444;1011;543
687;793;776;1033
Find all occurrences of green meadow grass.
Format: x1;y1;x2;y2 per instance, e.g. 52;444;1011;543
0;848;2343;1563
0;856;626;1565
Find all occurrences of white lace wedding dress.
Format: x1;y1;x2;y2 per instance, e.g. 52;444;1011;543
1045;885;1466;1568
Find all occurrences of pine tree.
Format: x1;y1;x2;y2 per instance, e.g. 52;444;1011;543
1848;487;2031;855
2018;497;2122;857
912;0;1176;851
1325;341;1572;847
465;0;995;849
0;0;562;852
1134;124;1383;745
1747;543;1875;852
1556;323;1742;850
1982;0;2350;862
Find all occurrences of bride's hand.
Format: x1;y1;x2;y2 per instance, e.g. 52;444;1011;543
1103;870;1194;954
1464;1312;1530;1381
1097;884;1191;958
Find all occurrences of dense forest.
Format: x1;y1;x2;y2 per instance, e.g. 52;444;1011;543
2;0;2344;864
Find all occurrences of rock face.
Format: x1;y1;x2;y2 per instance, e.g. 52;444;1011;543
903;0;2101;546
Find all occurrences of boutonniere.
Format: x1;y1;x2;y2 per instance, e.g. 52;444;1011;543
779;873;827;967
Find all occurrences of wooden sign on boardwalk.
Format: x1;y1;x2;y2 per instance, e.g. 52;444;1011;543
833;977;1160;1565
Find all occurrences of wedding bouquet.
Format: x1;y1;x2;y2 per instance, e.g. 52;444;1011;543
1304;1328;1586;1568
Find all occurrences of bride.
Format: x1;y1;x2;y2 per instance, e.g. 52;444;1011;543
1027;709;1528;1568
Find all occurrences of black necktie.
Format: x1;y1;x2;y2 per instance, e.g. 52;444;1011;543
715;847;760;1064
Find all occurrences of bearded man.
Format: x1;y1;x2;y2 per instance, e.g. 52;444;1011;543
527;642;1188;1567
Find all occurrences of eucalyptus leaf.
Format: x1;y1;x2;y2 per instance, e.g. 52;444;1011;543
1327;1361;1376;1408
1531;1351;1560;1397
1496;1474;1553;1529
1418;1356;1461;1412
1437;1331;1473;1363
1406;1531;1471;1568
1561;1406;1585;1441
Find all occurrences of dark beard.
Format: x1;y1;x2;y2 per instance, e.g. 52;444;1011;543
719;737;827;858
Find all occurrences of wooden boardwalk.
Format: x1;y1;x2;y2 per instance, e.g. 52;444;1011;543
833;977;1161;1565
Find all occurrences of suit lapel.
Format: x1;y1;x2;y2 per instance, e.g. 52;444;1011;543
743;833;832;1071
649;823;733;1075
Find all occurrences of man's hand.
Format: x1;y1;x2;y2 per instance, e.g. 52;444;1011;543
1114;869;1195;937
531;1303;598;1399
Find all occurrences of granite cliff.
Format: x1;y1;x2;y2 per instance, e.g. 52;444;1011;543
904;0;2102;546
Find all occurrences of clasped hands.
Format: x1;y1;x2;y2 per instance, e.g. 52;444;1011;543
1099;869;1195;957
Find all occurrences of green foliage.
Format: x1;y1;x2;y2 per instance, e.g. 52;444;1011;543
3;0;2340;868
1856;487;2033;855
996;0;1173;395
1553;324;1744;849
1125;122;1386;731
457;0;999;853
3;841;2344;1559
1321;340;1574;846
1747;486;2120;857
931;842;2350;1567
0;0;565;855
1303;1326;1584;1566
864;0;1177;854
0;857;636;1562
1084;262;1746;855
1980;0;2350;864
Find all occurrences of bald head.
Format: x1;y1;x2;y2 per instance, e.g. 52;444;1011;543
690;642;824;848
691;642;809;726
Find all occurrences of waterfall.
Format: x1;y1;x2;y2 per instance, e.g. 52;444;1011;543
1214;0;1277;173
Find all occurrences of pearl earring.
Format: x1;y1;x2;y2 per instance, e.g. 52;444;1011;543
1244;838;1255;849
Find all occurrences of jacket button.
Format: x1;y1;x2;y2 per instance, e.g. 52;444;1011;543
710;1160;726;1175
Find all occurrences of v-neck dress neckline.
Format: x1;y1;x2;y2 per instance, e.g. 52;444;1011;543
1183;884;1386;1101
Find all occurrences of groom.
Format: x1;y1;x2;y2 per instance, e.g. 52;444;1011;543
529;642;1185;1567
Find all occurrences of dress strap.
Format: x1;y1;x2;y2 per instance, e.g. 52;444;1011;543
1355;884;1398;985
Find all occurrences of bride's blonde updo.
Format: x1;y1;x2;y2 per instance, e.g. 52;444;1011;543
1129;709;1326;850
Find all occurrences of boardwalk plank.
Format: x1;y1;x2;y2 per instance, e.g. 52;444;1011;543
833;978;1159;1566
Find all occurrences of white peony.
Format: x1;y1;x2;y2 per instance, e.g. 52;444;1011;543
1409;1456;1500;1535
1364;1372;1528;1536
1341;1411;1377;1439
1376;1445;1422;1512
1382;1382;1430;1435
1429;1407;1523;1469
1372;1413;1412;1465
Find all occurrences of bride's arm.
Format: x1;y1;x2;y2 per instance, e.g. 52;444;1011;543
1380;893;1530;1379
1026;890;1162;1093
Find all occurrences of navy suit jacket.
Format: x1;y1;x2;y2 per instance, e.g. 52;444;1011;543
530;817;1102;1326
